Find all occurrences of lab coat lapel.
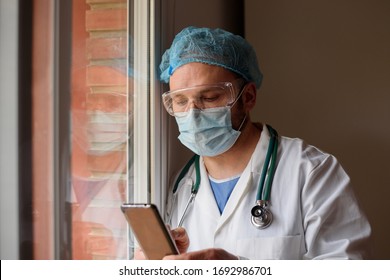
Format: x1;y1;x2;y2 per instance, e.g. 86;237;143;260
216;124;271;231
195;156;221;221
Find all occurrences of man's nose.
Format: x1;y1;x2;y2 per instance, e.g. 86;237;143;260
187;99;201;110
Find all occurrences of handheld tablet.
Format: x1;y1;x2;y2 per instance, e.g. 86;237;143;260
121;203;179;260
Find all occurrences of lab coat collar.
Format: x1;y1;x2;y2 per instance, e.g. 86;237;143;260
198;123;272;233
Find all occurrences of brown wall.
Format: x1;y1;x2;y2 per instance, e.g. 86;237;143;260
245;0;390;259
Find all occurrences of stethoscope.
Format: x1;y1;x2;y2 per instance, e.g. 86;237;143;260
171;125;279;230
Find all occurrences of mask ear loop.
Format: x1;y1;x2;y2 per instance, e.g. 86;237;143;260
236;114;247;132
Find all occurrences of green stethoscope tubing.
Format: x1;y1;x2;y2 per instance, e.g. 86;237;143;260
257;125;278;202
173;153;201;195
172;124;278;227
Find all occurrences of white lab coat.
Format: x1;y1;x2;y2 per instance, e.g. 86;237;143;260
166;124;372;259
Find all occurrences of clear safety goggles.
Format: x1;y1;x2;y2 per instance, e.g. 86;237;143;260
162;79;245;116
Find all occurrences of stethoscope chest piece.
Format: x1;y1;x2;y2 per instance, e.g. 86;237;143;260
251;201;273;229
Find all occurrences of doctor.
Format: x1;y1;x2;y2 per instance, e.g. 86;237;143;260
154;26;371;260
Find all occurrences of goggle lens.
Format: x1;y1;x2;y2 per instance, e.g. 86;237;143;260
162;80;244;116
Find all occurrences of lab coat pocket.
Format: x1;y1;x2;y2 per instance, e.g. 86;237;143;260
237;235;302;260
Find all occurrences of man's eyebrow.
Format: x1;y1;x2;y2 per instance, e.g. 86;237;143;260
171;93;188;99
198;88;216;94
173;89;206;96
172;85;223;97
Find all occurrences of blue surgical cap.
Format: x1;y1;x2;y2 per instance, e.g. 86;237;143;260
159;26;263;88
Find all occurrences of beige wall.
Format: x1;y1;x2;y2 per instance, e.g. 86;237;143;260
245;0;390;259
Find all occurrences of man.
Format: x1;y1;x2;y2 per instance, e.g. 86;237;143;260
152;26;371;259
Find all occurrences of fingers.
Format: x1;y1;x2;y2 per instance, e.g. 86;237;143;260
170;227;190;254
163;248;239;260
163;250;207;260
171;227;186;239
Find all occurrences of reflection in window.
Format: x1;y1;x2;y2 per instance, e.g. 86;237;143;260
70;0;130;260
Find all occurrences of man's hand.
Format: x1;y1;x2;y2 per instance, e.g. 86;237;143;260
135;227;238;260
170;227;190;254
167;227;238;259
163;248;239;260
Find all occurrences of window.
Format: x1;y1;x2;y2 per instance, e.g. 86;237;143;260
28;0;159;260
70;0;130;260
69;0;160;260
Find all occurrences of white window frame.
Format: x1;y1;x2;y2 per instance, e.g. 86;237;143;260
132;0;168;209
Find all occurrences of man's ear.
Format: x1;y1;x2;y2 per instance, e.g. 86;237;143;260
242;82;257;112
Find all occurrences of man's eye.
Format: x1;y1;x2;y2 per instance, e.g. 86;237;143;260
202;96;219;102
173;98;188;106
201;91;225;102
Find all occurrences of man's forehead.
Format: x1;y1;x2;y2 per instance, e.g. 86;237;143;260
171;87;224;98
169;63;237;90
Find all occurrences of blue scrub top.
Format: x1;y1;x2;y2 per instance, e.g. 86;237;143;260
209;175;240;214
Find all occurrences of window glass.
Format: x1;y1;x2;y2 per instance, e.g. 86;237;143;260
70;0;131;260
30;0;152;260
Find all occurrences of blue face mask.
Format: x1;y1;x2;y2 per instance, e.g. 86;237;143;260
175;107;246;157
